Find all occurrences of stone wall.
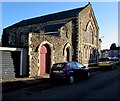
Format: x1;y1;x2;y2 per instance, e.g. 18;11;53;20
28;21;73;77
2;23;45;47
2;3;100;77
78;4;99;66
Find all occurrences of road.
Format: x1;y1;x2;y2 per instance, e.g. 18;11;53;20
2;67;120;101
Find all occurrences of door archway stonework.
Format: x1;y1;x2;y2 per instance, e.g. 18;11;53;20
38;41;53;76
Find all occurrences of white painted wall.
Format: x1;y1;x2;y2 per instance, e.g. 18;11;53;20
0;47;28;76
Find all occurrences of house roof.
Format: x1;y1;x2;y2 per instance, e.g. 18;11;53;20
5;3;89;29
42;22;65;32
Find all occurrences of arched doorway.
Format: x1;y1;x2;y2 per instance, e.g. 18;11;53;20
40;44;51;75
66;47;70;61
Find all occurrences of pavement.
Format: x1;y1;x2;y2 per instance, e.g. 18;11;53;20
2;75;50;93
1;67;100;93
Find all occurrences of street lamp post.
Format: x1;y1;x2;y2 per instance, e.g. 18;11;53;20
99;36;104;58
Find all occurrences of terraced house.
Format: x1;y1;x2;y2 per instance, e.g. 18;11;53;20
2;3;101;79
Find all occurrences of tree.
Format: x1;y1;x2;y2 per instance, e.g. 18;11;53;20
110;43;116;50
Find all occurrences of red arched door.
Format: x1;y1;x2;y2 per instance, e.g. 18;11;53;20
40;44;51;75
40;45;47;75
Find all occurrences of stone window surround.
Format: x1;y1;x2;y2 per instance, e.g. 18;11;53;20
83;43;97;61
63;42;72;62
87;21;94;44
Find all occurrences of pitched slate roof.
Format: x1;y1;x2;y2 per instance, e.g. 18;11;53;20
42;22;65;32
5;4;89;29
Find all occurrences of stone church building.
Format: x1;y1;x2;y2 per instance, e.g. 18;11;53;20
2;3;100;78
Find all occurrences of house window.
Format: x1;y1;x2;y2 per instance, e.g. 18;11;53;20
20;32;25;44
8;33;15;45
90;48;92;60
93;49;96;59
83;46;86;59
84;46;88;59
85;47;88;59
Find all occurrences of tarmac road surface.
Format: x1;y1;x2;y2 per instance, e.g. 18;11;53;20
2;67;120;101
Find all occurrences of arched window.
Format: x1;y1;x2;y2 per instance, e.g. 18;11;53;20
84;46;88;59
87;47;90;59
93;49;96;59
83;46;86;59
90;48;92;60
85;47;88;59
66;47;70;61
87;22;94;44
63;43;72;61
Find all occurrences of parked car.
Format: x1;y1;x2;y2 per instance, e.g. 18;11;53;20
113;57;120;66
49;61;91;84
98;57;117;70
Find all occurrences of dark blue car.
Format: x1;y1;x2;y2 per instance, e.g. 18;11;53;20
50;61;91;84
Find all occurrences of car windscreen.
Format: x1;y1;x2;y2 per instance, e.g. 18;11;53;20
110;58;119;61
110;59;114;61
52;63;65;69
99;58;110;62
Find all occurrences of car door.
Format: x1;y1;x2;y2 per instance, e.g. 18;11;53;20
70;62;79;78
75;62;86;77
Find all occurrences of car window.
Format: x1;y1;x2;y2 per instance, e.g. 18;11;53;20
66;63;71;68
116;58;119;61
114;58;119;61
70;62;77;69
75;62;84;68
99;58;110;62
52;63;65;68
